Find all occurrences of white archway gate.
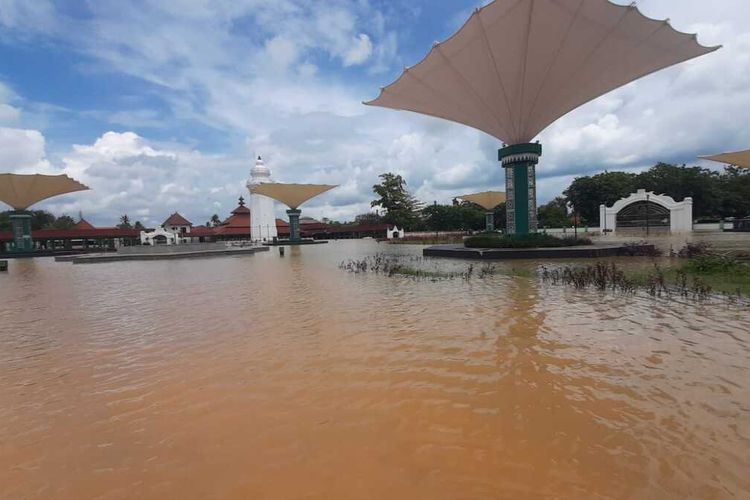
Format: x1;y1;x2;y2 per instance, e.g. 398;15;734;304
140;226;180;245
600;190;693;234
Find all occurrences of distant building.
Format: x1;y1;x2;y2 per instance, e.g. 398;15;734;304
213;197;254;240
0;218;140;253
162;212;193;237
73;218;96;230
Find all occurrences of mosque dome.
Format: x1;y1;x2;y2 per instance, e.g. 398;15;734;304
251;156;271;177
247;155;272;188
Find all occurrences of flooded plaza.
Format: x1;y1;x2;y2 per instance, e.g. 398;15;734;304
1;240;749;499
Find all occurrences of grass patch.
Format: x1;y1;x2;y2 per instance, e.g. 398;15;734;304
544;258;750;301
678;255;750;296
465;232;592;249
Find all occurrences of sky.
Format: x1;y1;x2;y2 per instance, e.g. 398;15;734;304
1;0;749;226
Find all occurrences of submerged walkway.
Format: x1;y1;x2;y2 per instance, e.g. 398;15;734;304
57;246;269;264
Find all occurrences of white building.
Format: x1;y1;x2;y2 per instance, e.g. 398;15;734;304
600;189;693;234
163;212;192;236
387;226;405;239
246;156;278;242
140;226;179;245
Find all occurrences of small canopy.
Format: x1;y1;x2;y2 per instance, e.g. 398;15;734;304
459;191;507;210
250;183;337;209
366;0;719;145
0;173;89;210
700;150;750;169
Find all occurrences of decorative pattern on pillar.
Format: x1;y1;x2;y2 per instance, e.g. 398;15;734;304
528;165;538;233
287;209;302;242
499;143;542;235
505;167;515;234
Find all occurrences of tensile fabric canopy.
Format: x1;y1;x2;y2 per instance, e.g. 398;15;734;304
0;173;89;210
366;0;719;144
250;183;337;210
459;191;507;210
700;150;750;169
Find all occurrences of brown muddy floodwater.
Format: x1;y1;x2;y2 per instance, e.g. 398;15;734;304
1;240;749;499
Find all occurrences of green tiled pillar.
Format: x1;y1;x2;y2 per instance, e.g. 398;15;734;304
499;143;542;235
287;209;302;242
9;212;33;252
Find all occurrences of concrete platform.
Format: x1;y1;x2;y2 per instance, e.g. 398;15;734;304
60;246;269;264
263;240;329;246
1;249;114;260
423;243;654;260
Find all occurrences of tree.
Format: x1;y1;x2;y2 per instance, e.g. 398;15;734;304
422;203;485;231
210;214;222;227
134;221;145;230
30;210;56;230
50;214;76;230
0;212;9;231
537;197;572;228
635;163;721;219
493;202;507;231
371;173;422;230
558;163;750;223
354;212;383;225
719;166;750;219
117;214;132;229
564;171;638;224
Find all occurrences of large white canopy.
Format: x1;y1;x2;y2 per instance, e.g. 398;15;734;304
250;183;337;210
459;191;507;211
366;0;719;145
701;150;750;169
0;173;89;210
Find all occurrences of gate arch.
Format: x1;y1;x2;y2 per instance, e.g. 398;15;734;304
600;190;693;234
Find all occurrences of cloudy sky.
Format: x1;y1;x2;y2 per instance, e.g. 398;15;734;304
1;0;749;226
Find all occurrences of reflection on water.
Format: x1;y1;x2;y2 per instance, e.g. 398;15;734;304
0;241;748;498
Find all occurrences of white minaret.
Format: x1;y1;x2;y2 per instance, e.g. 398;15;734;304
247;155;278;241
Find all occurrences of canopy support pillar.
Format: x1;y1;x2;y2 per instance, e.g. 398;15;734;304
9;211;33;252
500;143;542;235
287;209;302;242
485;211;495;232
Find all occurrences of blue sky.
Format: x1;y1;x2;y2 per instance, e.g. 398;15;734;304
1;0;749;226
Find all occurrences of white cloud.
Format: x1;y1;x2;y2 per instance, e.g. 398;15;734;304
264;36;300;71
0;81;21;125
0;127;52;174
25;131;247;225
0;103;20;125
343;34;373;66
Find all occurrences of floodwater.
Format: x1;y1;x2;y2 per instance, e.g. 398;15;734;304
1;240;748;499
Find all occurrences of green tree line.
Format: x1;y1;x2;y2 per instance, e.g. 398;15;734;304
364;163;750;232
564;163;750;224
0;211;144;231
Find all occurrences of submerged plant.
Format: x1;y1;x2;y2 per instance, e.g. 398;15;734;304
621;241;663;257
339;253;502;282
541;262;636;294
540;261;742;303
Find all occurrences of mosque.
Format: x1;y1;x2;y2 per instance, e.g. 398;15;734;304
0;155;390;253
